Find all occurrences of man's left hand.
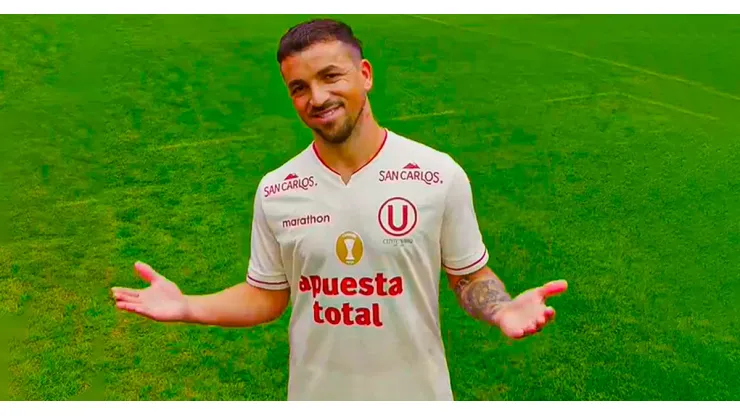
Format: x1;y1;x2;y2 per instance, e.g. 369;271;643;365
493;280;568;339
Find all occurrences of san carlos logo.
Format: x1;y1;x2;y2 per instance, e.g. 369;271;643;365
264;173;317;198
378;162;442;185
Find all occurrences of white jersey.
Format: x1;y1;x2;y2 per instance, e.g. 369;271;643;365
247;129;489;400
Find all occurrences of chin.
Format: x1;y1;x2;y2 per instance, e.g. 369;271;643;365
320;131;351;144
313;123;353;144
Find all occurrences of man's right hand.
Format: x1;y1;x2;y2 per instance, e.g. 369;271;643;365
111;261;190;322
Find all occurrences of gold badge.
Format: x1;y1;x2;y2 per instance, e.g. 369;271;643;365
336;231;364;266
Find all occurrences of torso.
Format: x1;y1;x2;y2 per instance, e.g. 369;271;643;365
258;130;461;400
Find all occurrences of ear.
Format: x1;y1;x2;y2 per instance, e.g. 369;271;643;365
360;59;373;92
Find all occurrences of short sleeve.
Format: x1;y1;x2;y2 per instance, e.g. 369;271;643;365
440;163;489;275
246;189;289;291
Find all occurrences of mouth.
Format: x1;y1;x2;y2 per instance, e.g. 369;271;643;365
312;106;343;122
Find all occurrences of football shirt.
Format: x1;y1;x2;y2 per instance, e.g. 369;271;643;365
247;129;489;400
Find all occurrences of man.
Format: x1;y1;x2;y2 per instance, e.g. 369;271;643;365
111;18;567;401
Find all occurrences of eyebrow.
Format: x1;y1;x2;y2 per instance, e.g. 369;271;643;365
288;64;345;90
317;64;343;76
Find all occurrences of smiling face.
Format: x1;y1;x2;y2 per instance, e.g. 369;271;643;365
280;40;373;144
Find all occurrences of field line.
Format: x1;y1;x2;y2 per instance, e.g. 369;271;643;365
49;185;171;213
410;15;740;103
542;92;614;103
149;135;260;151
542;91;718;120
619;93;719;121
390;110;457;121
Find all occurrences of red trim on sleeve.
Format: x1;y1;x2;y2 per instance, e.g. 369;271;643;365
248;275;288;286
443;249;488;272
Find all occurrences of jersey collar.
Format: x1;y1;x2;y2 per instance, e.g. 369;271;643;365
311;129;390;183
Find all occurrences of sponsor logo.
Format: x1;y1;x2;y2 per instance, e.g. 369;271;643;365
378;197;418;237
335;231;364;265
378;162;443;185
298;273;404;327
282;214;330;229
264;173;317;198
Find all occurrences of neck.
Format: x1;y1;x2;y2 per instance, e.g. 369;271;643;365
313;103;386;179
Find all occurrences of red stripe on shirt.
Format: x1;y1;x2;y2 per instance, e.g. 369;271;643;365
443;249;488;272
248;275;287;286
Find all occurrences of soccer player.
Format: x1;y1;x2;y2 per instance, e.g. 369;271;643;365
111;18;568;401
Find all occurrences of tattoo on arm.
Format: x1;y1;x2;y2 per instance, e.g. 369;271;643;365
453;274;512;323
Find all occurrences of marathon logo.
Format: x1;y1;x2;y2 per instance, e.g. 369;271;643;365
282;214;330;229
378;162;442;185
264;173;317;198
298;273;404;328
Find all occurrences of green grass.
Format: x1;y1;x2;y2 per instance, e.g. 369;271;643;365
2;15;740;401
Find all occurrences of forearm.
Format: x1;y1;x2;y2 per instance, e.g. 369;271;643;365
183;282;289;327
451;267;512;325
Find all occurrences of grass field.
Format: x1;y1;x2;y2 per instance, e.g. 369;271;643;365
1;15;740;401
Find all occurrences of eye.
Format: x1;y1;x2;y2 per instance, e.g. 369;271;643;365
291;85;305;95
325;73;341;81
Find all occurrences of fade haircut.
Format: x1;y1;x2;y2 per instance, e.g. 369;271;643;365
277;19;364;64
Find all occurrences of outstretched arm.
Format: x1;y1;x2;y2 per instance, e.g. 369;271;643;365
440;160;567;338
448;266;567;339
114;180;292;328
112;262;290;328
448;266;511;325
184;281;290;327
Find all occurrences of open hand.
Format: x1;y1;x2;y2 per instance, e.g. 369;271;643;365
494;280;568;339
111;262;189;322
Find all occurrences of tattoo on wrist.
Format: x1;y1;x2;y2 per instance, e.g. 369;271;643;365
454;276;512;323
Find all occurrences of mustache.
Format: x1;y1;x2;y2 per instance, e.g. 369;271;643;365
310;102;343;116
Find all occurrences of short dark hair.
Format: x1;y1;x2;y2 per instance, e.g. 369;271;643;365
277;18;363;64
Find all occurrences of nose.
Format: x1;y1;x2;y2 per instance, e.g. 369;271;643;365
308;84;331;108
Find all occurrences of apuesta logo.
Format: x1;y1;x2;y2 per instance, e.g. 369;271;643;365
298;273;404;327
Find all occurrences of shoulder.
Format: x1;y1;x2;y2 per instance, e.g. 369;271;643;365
255;144;317;200
383;131;475;208
386;130;469;179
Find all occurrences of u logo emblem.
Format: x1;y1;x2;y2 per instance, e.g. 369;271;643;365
378;197;418;237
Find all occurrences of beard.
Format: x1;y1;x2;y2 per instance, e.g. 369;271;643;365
311;96;367;145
